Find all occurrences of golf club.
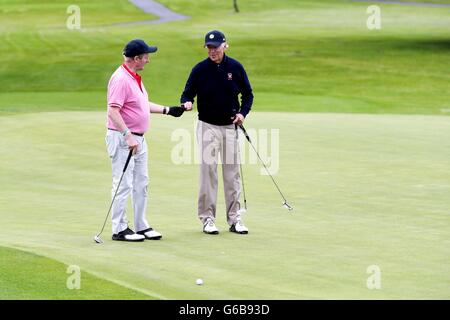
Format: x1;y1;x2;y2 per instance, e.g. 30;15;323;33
94;149;133;244
239;161;247;211
235;124;247;214
238;124;293;211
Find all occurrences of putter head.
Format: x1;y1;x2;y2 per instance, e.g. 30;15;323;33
283;201;293;211
93;235;103;244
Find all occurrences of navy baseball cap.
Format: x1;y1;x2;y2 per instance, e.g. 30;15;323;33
204;30;226;47
123;39;157;57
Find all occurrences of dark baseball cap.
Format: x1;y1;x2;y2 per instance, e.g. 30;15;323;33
123;39;157;57
204;30;226;47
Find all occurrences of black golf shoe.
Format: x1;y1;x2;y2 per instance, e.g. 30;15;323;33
137;227;162;240
229;220;249;234
112;228;145;242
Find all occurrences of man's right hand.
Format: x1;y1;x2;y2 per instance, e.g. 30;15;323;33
183;101;193;111
167;106;186;117
125;133;139;155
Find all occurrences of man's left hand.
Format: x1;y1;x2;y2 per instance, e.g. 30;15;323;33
232;113;244;125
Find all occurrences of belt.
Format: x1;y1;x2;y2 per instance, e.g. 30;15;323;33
108;128;144;137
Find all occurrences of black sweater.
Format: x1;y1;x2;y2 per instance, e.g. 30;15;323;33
180;55;254;126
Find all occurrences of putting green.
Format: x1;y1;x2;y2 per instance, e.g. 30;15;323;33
0;111;448;299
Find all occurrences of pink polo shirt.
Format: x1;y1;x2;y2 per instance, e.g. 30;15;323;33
107;64;150;134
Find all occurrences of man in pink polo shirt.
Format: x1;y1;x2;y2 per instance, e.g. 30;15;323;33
106;39;186;242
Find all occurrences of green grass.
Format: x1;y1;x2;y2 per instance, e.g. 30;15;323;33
0;111;449;299
0;0;449;115
0;0;449;299
0;246;153;299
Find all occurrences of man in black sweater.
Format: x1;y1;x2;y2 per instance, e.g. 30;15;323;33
181;30;254;235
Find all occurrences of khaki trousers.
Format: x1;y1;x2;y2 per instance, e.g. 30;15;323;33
197;120;242;225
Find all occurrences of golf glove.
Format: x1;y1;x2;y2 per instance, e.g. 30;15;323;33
168;106;185;117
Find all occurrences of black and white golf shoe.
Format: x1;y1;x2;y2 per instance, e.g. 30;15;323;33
112;228;145;242
137;227;162;240
229;220;249;234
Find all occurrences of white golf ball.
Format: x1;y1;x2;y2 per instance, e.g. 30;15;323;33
196;278;203;285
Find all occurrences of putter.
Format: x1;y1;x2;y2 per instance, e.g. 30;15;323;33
94;149;133;244
238;124;293;211
235;124;247;214
239;162;247;213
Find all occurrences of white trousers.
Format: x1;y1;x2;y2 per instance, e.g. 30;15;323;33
105;130;150;235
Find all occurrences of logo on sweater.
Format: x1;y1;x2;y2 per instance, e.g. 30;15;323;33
227;73;233;80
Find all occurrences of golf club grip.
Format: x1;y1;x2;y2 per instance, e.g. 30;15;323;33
123;149;133;172
239;124;251;142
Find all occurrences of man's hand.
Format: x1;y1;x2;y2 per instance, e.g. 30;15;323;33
232;113;245;125
183;101;193;111
168;106;186;117
125;133;139;155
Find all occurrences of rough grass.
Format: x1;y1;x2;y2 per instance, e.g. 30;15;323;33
0;0;449;115
0;246;152;299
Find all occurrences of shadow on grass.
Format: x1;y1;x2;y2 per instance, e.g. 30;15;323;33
392;38;450;51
